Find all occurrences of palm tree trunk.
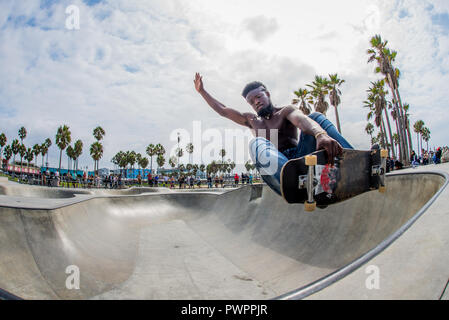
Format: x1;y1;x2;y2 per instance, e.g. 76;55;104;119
59;149;62;174
386;74;408;163
334;105;341;134
380;120;387;150
383;108;396;159
395;89;412;159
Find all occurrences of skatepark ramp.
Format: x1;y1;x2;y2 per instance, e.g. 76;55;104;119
0;172;446;299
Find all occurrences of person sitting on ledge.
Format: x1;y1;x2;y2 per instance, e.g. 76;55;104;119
194;73;353;196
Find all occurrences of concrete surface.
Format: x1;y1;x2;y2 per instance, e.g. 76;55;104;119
0;164;448;300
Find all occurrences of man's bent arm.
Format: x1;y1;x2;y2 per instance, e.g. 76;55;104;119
286;107;327;137
286;107;343;163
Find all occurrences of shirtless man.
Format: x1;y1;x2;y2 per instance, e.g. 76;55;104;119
194;73;353;196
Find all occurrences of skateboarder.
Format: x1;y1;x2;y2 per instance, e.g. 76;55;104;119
194;73;353;196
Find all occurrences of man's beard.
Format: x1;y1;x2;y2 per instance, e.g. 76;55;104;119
257;103;274;119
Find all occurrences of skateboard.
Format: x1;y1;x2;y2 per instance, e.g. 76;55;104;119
280;147;387;211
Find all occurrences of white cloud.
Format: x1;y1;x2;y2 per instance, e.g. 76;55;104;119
0;0;448;174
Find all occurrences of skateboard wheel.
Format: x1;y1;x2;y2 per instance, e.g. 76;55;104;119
305;155;317;166
380;149;388;158
304;201;316;212
379;186;386;193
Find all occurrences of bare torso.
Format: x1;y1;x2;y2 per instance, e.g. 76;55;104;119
247;106;298;152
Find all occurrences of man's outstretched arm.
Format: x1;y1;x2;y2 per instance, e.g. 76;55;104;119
194;73;252;128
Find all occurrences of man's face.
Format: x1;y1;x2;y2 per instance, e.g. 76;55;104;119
245;87;271;113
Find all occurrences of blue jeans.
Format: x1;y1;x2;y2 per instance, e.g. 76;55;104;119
249;112;353;196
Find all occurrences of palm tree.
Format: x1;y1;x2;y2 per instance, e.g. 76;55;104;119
136;153;142;175
421;127;431;152
66;145;75;174
93;126;105;141
146;144;157;174
169;156;177;172
44;138;52;167
367;34;410;163
18;126;27;145
25;147;34;172
365;80;395;158
327;73;345;133
365;123;375;143
89;142;103;174
73;140;83;172
40;143;48;168
11;139;20;165
56;125;71;174
413;120;424;157
19;144;26;176
306;75;330;115
139;157;149;178
186;142;194;164
3;145;12;167
32;144;40;168
0;133;6;163
156;154;165;173
292;88;312;115
402;103;414;158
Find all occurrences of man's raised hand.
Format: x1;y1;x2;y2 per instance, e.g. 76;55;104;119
194;73;204;93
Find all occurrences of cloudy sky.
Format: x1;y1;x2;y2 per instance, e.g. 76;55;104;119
0;0;448;171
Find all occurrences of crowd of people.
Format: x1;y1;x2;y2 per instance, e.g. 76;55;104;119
386;147;448;172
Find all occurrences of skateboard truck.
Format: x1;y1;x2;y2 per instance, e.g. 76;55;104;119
304;155;317;212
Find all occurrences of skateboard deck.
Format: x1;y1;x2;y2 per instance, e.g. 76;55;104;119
280;147;387;211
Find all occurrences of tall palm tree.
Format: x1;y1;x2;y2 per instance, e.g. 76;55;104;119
25;147;34;172
146;144;157;174
306;75;330;115
186;142;194;165
3;145;12;167
365;123;375;143
44;138;52;167
139;157;149;177
157;154;165;173
367;34;410;163
413;120;424;157
169;156;177;172
365;80;395;158
90;142;103;173
403;103;414;158
66;145;75;174
19;144;26;176
18;126;27;145
421;127;430;152
327;73;345;133
0;133;6;163
56;125;71;174
73;140;83;172
32;144;40;168
11;139;20;165
292;88;312;115
40;143;48;168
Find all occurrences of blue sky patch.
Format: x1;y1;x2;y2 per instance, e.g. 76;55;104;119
123;65;139;73
83;0;103;6
398;9;410;19
432;12;449;30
